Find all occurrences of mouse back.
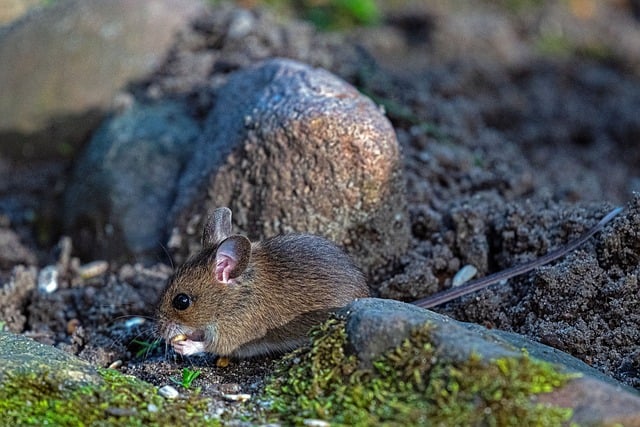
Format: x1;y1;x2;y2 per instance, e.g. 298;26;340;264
252;233;368;302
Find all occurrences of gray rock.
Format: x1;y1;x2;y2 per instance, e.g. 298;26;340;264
171;58;409;274
343;298;522;367
0;0;204;160
64;101;200;261
0;330;102;387
342;298;640;425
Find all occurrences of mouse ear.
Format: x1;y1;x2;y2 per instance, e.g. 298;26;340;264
203;207;233;248
214;235;251;284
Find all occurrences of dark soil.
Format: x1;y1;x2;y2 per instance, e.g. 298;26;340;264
1;0;639;405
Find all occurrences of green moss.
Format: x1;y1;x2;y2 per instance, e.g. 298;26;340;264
0;368;220;426
263;317;576;426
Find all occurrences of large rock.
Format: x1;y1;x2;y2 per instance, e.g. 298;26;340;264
0;0;204;160
63;101;200;261
343;298;640;426
171;58;410;274
0;330;102;387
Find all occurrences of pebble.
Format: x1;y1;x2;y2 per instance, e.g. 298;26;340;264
228;9;254;39
452;264;478;287
222;393;251;402
107;360;123;370
303;419;330;427
124;317;146;329
158;385;180;399
37;265;59;293
77;260;109;279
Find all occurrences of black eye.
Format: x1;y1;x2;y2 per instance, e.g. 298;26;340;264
172;293;192;311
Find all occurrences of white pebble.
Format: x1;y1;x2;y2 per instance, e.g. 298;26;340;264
158;385;179;399
452;264;478;287
124;317;146;329
303;419;330;427
37;265;59;294
107;360;123;370
147;403;158;413
222;393;251;402
228;9;254;39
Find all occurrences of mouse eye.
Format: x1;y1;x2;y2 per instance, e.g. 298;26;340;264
172;293;192;311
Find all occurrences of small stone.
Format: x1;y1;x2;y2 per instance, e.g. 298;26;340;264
123;317;146;329
107;360;123;370
452;264;478;287
227;9;254;39
303;420;330;427
147;403;158;413
76;260;109;279
37;265;59;294
158;385;180;399
222;393;251;402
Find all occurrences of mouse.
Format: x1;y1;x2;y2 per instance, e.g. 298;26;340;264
156;207;370;358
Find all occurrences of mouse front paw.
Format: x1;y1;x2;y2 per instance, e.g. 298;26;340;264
172;339;206;356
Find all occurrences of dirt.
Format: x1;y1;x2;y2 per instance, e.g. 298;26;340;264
0;0;639;403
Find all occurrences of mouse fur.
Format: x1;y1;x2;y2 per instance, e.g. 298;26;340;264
156;207;369;358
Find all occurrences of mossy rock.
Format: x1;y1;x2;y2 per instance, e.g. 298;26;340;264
262;317;575;426
0;331;217;426
0;330;101;387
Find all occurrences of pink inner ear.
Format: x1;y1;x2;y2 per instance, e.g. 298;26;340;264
215;254;235;283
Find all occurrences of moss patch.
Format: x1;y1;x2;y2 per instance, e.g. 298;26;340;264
264;317;576;426
0;367;219;426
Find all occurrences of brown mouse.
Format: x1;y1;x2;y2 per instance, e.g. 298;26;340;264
156;207;369;358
